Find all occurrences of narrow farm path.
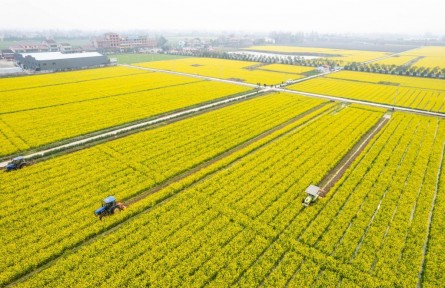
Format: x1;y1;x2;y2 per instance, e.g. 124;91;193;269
319;113;392;192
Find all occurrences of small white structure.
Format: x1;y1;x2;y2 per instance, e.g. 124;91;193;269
317;65;330;73
58;43;73;53
305;185;321;196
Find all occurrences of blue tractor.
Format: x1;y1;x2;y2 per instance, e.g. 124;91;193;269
5;156;29;172
94;196;127;220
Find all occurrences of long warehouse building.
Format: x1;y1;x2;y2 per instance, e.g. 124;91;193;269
15;52;110;71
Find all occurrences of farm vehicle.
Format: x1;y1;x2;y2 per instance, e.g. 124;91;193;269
94;196;127;220
302;185;325;207
5;156;30;172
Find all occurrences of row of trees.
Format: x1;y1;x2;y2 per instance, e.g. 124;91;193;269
164;49;445;79
166;50;339;69
345;62;445;78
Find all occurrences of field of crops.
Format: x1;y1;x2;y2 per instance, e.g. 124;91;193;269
0;66;146;91
0;93;327;286
0;67;252;157
258;63;315;75
399;46;445;69
297;113;445;287
2;53;445;288
4;103;388;287
374;55;418;66
244;45;389;63
414;57;445;69
328;71;445;91
136;58;308;85
289;72;445;112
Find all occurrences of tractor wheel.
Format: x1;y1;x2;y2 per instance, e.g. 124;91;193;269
113;207;121;214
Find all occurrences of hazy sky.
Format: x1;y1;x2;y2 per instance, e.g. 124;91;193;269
2;0;444;34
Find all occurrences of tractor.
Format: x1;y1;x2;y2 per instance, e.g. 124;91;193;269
5;156;29;172
94;196;127;220
302;185;325;207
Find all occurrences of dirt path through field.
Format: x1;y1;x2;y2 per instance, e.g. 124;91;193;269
319;113;392;194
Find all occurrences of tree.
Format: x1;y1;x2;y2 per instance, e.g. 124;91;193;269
157;36;168;48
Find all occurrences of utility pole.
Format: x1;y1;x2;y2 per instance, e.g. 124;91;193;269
393;86;399;110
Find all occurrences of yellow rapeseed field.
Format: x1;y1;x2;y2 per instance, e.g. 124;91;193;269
289;76;445;112
374;55;418;66
0;68;251;156
136;57;307;85
0;66;146;92
398;46;445;68
259;63;314;74
328;71;445;91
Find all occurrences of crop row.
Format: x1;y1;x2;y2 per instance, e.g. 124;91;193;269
0;78;251;157
422;133;445;287
0;71;201;114
286;113;445;287
0;93;327;286
0;66;147;92
13;105;384;287
327;71;445;91
289;77;445;112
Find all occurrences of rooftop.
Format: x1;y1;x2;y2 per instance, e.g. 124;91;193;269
103;196;116;204
21;52;104;61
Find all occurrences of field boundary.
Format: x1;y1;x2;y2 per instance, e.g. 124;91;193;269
0;71;152;93
0;79;204;116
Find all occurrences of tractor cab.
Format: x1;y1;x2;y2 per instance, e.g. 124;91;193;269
302;185;323;207
102;196;116;208
94;196;127;220
5;156;28;171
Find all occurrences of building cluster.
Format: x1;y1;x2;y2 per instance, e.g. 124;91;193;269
92;32;158;52
177;38;212;51
214;35;255;47
0;32;160;74
8;39;78;53
1;39;98;63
